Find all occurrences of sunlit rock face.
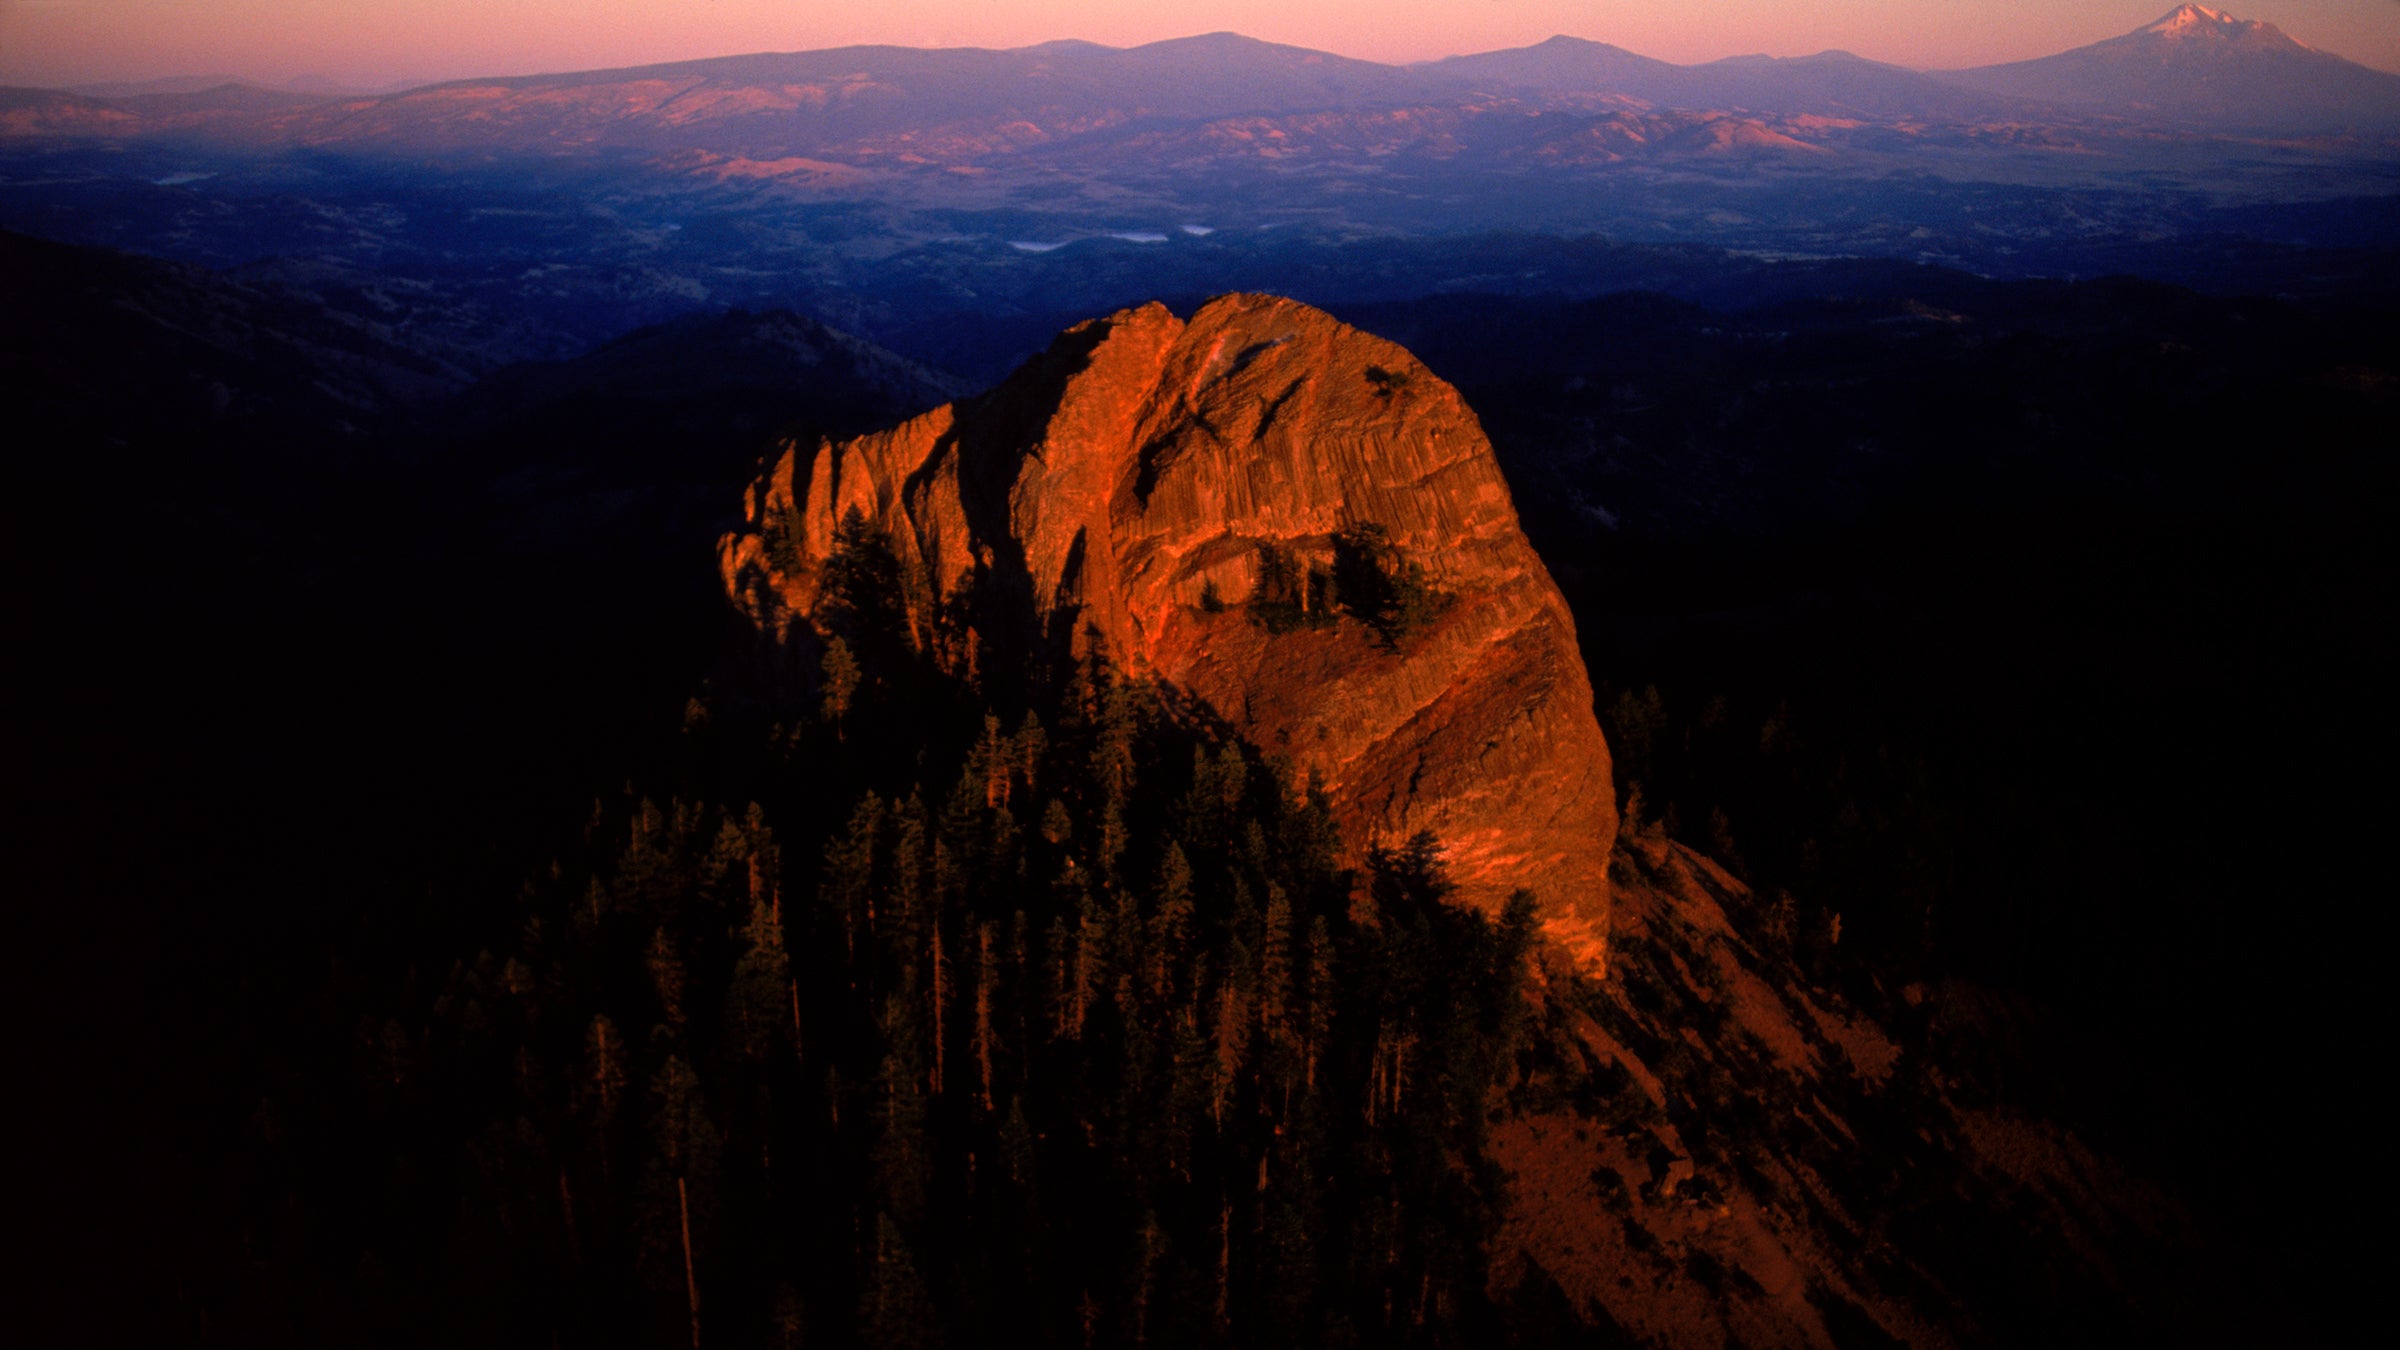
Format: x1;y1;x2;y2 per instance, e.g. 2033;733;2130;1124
722;293;1616;962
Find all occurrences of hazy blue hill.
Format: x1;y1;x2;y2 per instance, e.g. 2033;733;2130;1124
1677;48;2045;119
307;32;1432;155
434;308;965;557
1081;31;1430;110
0;226;483;447
112;83;330;118
0;85;137;134
1418;34;1681;97
1433;36;2042;120
468;29;1422;112
450;308;963;438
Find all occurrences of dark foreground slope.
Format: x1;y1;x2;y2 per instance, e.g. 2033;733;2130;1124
5;234;2387;1346
101;299;2160;1348
1342;278;2396;1341
0;231;959;1346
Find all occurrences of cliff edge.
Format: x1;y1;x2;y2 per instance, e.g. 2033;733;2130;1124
721;293;1617;960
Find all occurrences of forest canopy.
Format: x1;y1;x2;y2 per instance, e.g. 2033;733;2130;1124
309;520;1545;1349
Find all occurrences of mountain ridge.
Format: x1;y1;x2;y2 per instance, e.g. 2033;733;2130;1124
696;292;2191;1345
1940;3;2400;128
10;7;2395;150
720;293;1621;963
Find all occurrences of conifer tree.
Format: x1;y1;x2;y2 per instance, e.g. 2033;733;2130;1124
889;795;931;961
648;927;689;1035
1044;913;1076;1043
1148;844;1195;1001
769;1282;806;1350
873;988;931;1224
820;636;860;736
644;1055;720;1350
1069;894;1101;1042
1014;712;1048;795
584;1014;628;1129
820;507;910;664
1211;957;1252;1128
823;795;882;964
1302;916;1335;1092
864;1212;939;1350
729;897;792;1067
928;882;951;1098
970;919;999;1113
1258;884;1293;1017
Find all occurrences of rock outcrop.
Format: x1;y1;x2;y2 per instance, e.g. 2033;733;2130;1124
720;293;1616;960
1492;837;2175;1348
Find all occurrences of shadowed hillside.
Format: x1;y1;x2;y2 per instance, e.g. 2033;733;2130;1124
4;230;2388;1346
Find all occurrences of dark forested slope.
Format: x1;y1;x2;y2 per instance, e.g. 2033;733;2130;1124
6;232;2388;1346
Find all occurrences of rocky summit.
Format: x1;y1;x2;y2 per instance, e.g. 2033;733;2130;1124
721;293;1617;962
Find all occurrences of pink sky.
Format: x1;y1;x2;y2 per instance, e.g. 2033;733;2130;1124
3;1;2395;89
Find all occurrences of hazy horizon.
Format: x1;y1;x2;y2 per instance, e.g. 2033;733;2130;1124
5;1;2398;92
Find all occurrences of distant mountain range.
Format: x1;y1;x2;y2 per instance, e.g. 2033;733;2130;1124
1429;38;2042;122
4;4;2393;347
5;6;2395;158
1944;4;2400;130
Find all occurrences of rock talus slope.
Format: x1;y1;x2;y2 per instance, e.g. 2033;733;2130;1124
721;293;1617;959
1493;838;2175;1348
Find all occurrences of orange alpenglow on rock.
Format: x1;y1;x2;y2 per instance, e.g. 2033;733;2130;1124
720;293;1617;964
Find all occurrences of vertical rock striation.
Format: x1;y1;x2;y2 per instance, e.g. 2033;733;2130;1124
721;293;1617;961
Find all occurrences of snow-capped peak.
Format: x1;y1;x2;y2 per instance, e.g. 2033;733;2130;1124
2137;6;2308;50
2147;4;2235;33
